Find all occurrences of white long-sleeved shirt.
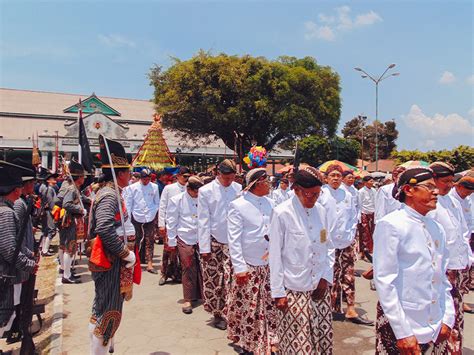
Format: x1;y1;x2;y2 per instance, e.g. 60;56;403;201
166;191;198;247
124;181;160;223
375;183;401;223
450;188;473;234
228;192;274;274
373;205;455;344
269;196;333;298
318;185;357;250
341;183;361;223
358;186;376;214
197;178;242;253
272;188;291;206
158;182;186;228
428;194;471;270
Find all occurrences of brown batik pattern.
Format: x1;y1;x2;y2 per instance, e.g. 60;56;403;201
226;264;278;354
375;302;448;355
447;268;470;354
177;237;202;301
358;212;375;254
331;242;356;313
278;288;333;355
201;237;232;318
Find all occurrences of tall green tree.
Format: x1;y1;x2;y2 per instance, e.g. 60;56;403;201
149;52;341;158
298;135;360;167
342;116;398;160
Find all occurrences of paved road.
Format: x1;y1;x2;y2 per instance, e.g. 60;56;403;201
61;245;474;355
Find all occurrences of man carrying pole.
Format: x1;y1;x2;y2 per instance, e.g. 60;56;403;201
88;135;136;354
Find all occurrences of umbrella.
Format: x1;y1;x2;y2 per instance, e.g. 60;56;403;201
399;160;430;168
277;163;309;174
318;160;360;173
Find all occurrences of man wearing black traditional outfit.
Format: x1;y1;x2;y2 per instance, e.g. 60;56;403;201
88;136;136;355
0;161;37;339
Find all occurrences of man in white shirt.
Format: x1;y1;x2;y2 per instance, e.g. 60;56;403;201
157;167;190;284
166;176;204;314
198;159;241;330
429;162;471;353
450;172;474;308
269;166;333;354
125;169;160;274
373;167;454;354
272;177;291;205
358;176;376;258
319;165;370;325
341;171;361;256
227;168;278;354
374;166;405;224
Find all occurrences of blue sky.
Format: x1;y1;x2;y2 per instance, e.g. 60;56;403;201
1;0;473;151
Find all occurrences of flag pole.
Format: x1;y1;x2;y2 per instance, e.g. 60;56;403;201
102;136;127;244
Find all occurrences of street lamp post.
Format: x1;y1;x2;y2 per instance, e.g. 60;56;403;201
354;64;399;171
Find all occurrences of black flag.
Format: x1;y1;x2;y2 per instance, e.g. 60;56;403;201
293;141;301;173
77;99;94;174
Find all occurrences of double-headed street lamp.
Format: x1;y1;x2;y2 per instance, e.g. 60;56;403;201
354;64;399;171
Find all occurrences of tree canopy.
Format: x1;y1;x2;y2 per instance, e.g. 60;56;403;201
391;145;474;172
298;135;361;167
149;52;341;157
342;116;398;160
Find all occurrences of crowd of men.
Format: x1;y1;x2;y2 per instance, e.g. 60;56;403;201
0;136;473;355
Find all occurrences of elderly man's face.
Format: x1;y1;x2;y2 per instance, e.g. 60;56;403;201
327;170;343;189
295;185;321;208
343;174;355;186
218;172;235;187
434;175;454;196
404;178;439;215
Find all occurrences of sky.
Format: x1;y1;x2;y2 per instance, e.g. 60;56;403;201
1;0;473;152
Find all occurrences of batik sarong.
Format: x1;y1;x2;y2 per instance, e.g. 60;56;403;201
446;267;469;354
177;237;202;301
358;212;375;254
132;217;156;264
227;264;278;354
201;237;232;318
375;302;448;354
331;242;356;313
161;244;181;281
278;288;333;355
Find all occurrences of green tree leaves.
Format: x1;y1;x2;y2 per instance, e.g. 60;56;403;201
149;52;341;158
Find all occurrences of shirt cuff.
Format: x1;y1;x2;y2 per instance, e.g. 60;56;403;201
271;288;286;298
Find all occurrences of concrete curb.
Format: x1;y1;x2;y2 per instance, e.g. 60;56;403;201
49;265;63;355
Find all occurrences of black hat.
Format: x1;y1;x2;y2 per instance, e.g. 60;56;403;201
363;175;374;182
12;158;36;182
457;171;474;190
218;159;237;174
37;168;58;181
0;160;32;194
244;168;267;191
69;158;85;177
294;166;323;188
99;135;130;169
178;166;191;176
393;167;434;200
188;176;204;190
140;168;151;178
430;162;455;178
342;170;354;178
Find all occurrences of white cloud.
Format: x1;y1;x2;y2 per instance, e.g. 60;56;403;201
467;74;474;85
403;105;474;139
98;34;136;48
439;71;456;84
469;108;474;117
305;6;382;41
355;10;383;26
304;22;336;41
